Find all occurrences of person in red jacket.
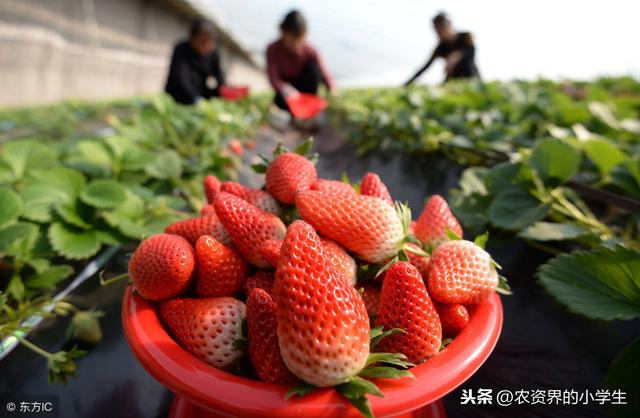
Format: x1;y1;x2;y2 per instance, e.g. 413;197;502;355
266;10;334;112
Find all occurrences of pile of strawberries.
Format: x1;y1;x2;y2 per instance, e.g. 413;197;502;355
127;145;507;416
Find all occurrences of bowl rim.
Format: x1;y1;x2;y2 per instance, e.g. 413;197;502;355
122;286;502;418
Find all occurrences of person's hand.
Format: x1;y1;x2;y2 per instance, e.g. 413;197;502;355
281;83;300;99
445;51;462;75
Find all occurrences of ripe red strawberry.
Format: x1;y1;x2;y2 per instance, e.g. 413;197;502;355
427;240;498;304
128;233;195;301
221;181;281;215
204;175;221;204
359;282;381;318
260;239;282;268
321;238;357;286
406;243;430;281
247;288;296;384
200;204;215;216
243;271;275;297
242;189;281;216
375;261;442;363
360;173;393;205
274;221;370;387
415;195;463;247
296;190;405;263
160;297;245;369
229;139;243;156
220;181;246;197
434;302;469;337
310;179;356;197
266;152;317;204
165;214;231;246
213;192;286;268
195;235;249;297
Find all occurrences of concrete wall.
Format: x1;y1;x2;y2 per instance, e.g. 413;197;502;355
0;0;268;107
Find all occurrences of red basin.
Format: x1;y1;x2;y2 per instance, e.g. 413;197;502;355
286;93;328;119
220;85;250;101
122;286;502;418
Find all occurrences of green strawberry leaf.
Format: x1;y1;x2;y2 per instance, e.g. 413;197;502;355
370;326;405;348
488;188;549;231
250;163;268;174
605;338;640;418
0;140;58;182
529;138;581;186
295;137;314;156
473;231;489;249
0;222;39;259
518;222;590;242
357;367;414;380
365;352;414;368
497;274;513;295
80;179;127;209
7;274;25;302
537;246;640;320
26;265;74;290
336;376;384;418
48;223;102;260
19;167;86;222
582;138;628;178
0;188;23;229
445;228;463;241
285;382;317;400
439;338;453;351
55;200;93;229
47;345;87;384
145;150;182;179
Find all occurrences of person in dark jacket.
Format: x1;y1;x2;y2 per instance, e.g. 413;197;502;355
165;18;226;104
405;13;479;85
266;10;334;111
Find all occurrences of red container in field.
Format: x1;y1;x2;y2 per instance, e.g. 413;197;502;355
122;286;502;418
286;93;328;119
220;85;250;101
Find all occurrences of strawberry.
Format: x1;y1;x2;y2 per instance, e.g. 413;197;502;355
321;238;357;286
274;220;370;387
408;220;417;235
242;189;281;216
296;190;405;263
229;139;243;156
247;288;296;383
434;302;469;337
204;175;221;204
427;240;498;304
221;181;281;215
220;181;246;197
310;179;356;197
243;271;275;297
128;233;195;301
160;297;245;369
358;282;381;318
374;261;442;363
407;243;430;282
165;215;231;246
200;204;215;216
213;192;286;268
415;195;463;247
259;239;282;268
360;173;393;205
266;152;317;204
195;235;249;297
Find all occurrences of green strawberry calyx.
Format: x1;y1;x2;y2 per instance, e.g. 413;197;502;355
251;138;318;173
285;326;415;418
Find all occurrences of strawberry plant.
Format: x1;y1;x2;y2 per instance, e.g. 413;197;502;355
0;94;269;381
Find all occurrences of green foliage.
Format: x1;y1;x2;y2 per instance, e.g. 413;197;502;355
0;93;268;382
538;246;640;320
605;338;640;418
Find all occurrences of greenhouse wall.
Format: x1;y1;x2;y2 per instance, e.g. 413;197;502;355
0;0;267;107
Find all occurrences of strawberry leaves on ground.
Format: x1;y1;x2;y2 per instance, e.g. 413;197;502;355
538;245;640;320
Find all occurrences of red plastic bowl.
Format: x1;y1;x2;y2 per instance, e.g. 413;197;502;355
220;85;250;101
122;286;502;418
286;93;328;119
